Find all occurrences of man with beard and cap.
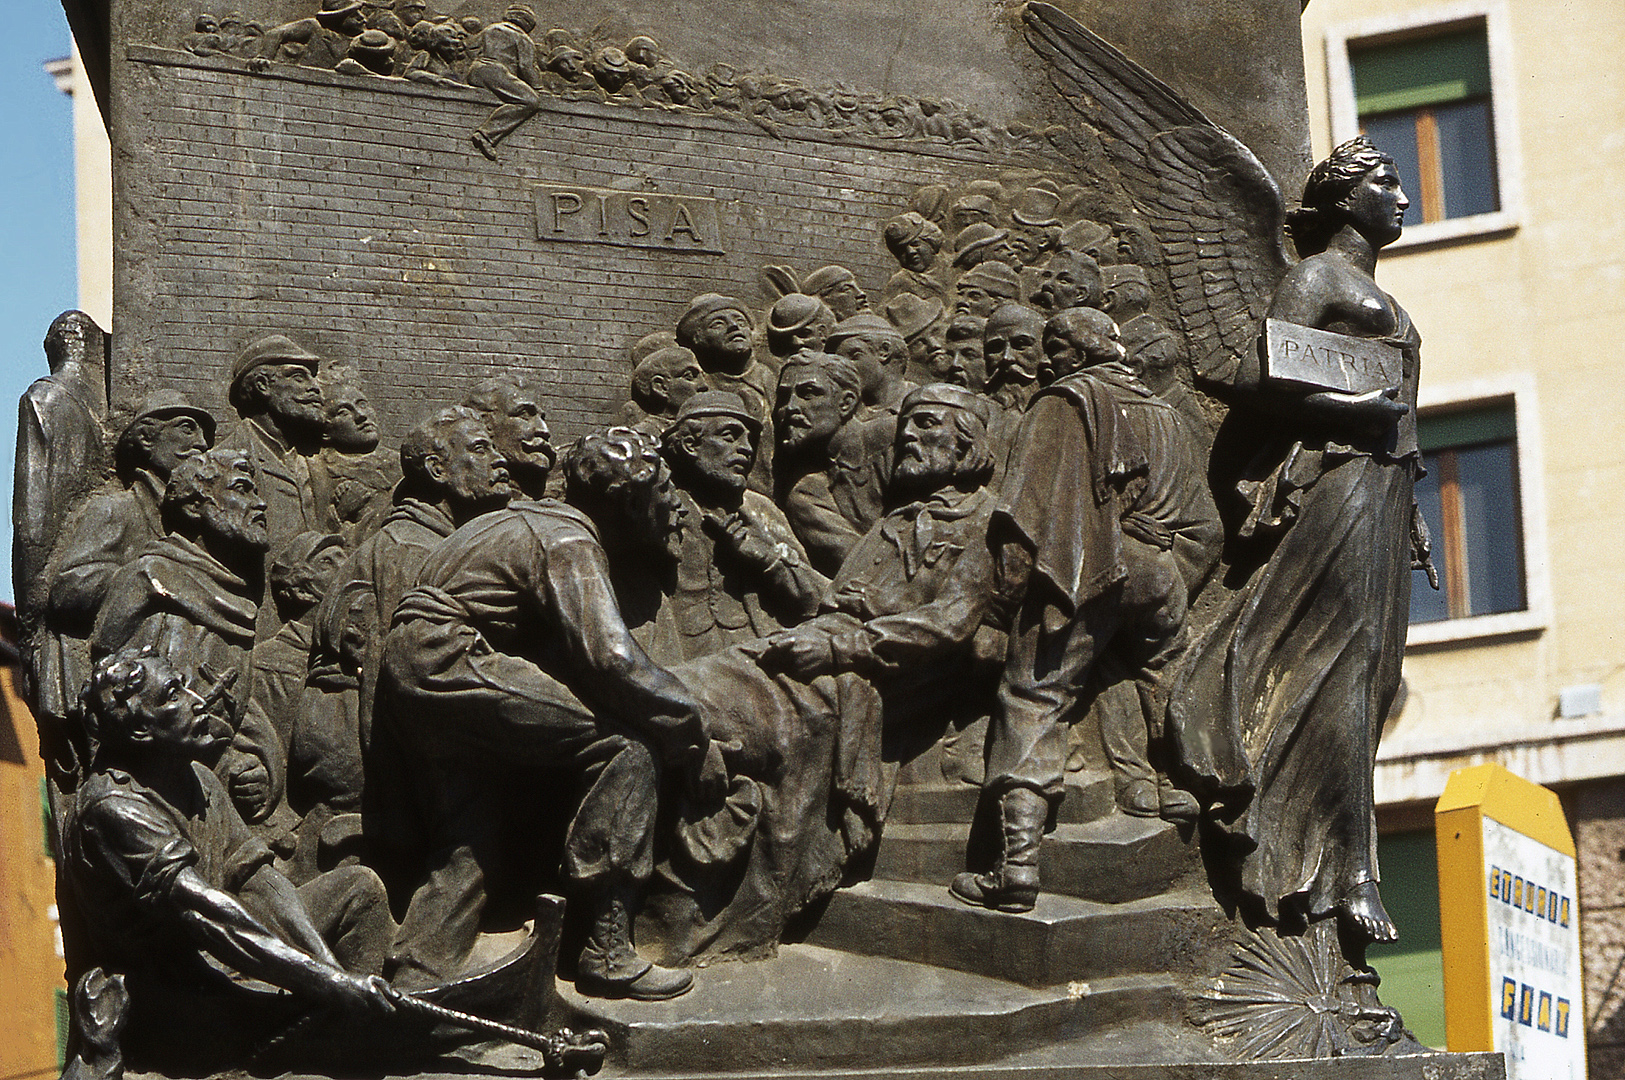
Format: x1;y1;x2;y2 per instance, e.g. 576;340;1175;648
467;5;544;159
41;393;216;789
222;335;327;609
764;293;835;363
802;265;870;321
92;450;281;830
952;260;1020;319
463;373;555;500
952;308;1221;914
312;366;398;544
881;212;949;305
379;428;723;998
625;346;708;439
1030;249;1104;315
635;392;824;665
675;294;775;492
773;354;872;576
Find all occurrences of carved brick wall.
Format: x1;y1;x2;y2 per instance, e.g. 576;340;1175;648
116;49;1040;442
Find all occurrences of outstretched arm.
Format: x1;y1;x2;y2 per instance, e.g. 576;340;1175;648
172;866;395;1015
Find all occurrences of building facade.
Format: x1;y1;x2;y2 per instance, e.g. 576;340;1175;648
1299;0;1625;1070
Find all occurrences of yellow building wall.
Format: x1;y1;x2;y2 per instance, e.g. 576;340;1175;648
1299;0;1625;787
0;665;65;1080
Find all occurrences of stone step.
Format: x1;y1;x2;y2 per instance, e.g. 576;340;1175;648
605;1050;1509;1079
557;945;1155;1074
804;880;1231;988
887;772;1117;826
872;814;1202;904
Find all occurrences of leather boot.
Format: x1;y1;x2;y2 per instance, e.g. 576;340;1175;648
950;787;1048;913
575;886;693;1000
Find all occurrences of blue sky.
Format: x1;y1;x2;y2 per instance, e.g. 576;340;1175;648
0;7;78;602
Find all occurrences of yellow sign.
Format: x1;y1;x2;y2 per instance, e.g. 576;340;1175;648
1436;764;1585;1079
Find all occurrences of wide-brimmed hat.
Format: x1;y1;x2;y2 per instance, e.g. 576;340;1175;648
884;293;945;342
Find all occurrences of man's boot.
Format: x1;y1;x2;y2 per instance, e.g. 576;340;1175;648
949;786;1048;913
575;885;693;1000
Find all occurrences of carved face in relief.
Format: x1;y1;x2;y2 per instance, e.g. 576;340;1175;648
891;236;938;274
833;332;904;401
692;307;755;369
941;317;987;391
892;403;960;491
1339;162;1409;248
395;0;428;26
627;460;687;560
776;364;856;456
254;363;327;435
953;282;999;320
909;326;948;381
487;386;557;480
1041;308;1124;384
435;417;512;512
816;276;868;321
982;305;1045;388
1007;227;1056;266
425;21;467;62
652;359;708;416
671;415;755;496
626;37;661;68
659;70;696;105
1032;252;1103;314
146;414;211;479
121;654;224;761
202;460;270;553
324;383;381;453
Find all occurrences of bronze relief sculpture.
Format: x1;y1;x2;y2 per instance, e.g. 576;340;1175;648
19;0;1503;1076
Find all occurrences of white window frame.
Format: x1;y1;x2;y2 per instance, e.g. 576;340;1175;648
1406;372;1549;648
1325;0;1523;251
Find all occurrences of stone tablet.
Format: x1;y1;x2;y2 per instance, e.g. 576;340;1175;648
1263;317;1404;394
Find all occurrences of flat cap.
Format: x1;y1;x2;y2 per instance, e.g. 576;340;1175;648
129;390;216;444
956;261;1021;299
900;382;991;426
232;334;320;389
825;313;905;352
676;293;750;346
668;390;760;434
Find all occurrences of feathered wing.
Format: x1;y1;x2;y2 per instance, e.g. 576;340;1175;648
1023;2;1293;385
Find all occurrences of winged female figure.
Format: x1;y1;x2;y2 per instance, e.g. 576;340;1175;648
1024;2;1428;945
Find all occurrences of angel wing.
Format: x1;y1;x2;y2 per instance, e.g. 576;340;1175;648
1023;2;1293;385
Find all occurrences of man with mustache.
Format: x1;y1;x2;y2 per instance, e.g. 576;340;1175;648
773;354;872;576
464;374;556;500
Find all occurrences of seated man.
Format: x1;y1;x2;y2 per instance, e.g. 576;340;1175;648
644;386;1000;963
637;391;825;664
63;648;396;1071
379;428;724;999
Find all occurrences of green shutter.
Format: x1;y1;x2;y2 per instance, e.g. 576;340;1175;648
56;986;70;1067
1353;26;1491;115
1368;831;1446;1048
1417;401;1515;454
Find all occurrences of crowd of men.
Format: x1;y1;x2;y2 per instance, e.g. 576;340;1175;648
21;181;1227;1063
181;1;1060;159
